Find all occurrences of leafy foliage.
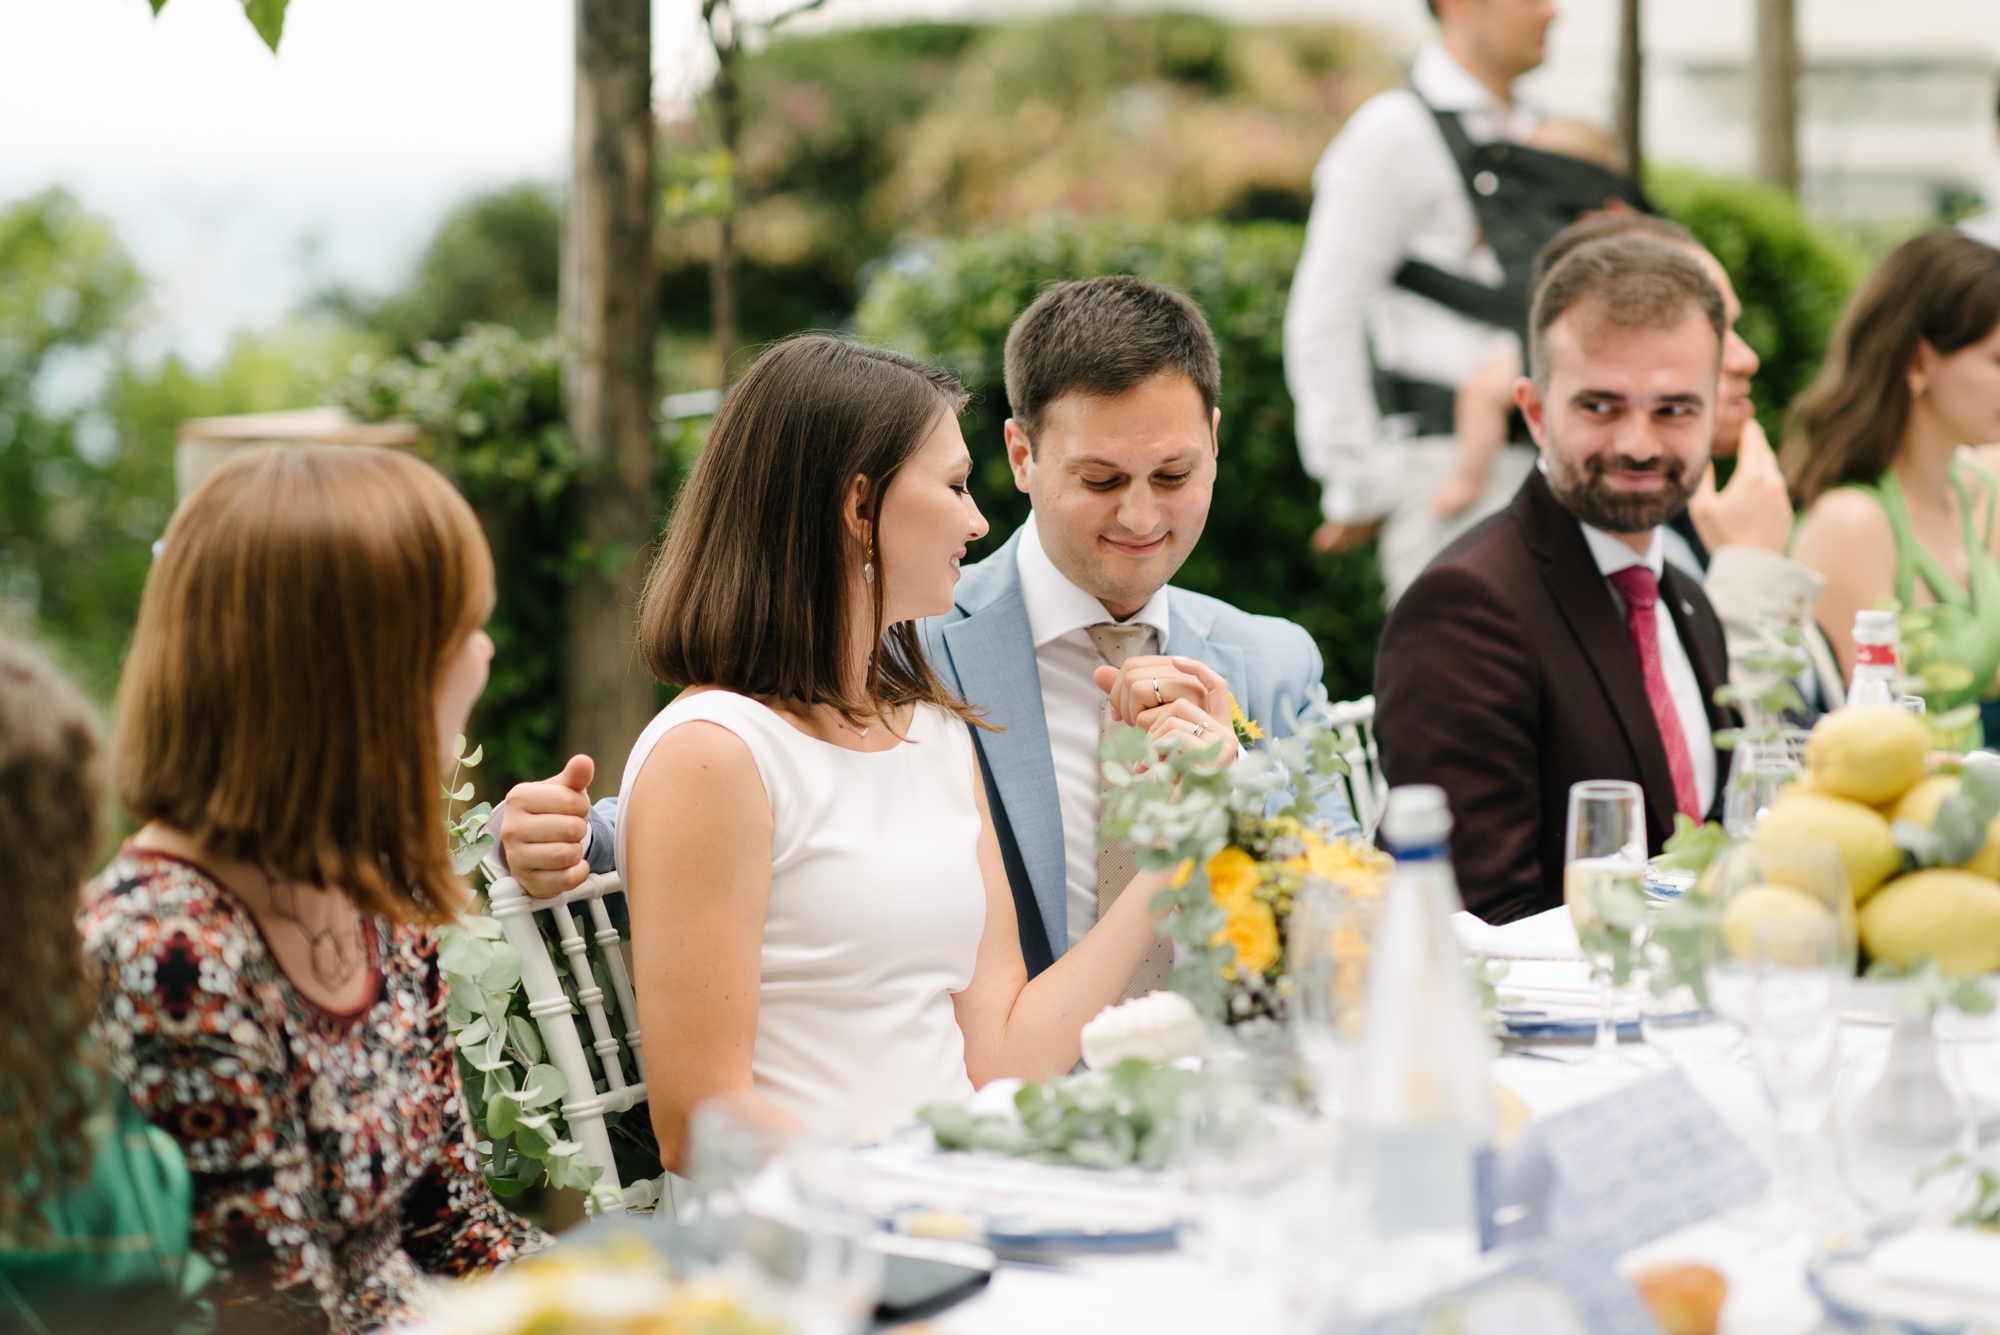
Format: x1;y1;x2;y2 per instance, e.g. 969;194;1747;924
1651;168;1863;439
855;217;1385;702
1098;703;1361;1024
1892;752;2000;869
920;1058;1194;1171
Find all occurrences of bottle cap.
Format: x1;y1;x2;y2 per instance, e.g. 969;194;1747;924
1382;784;1453;849
1853;609;1898;644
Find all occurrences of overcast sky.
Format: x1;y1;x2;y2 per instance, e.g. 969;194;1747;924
0;0;1413;367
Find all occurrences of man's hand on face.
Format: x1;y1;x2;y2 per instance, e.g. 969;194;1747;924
1093;654;1240;764
499;754;596;899
1687;418;1793;555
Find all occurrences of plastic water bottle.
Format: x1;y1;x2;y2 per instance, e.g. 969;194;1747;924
1348;785;1494;1240
1848;609;1901;709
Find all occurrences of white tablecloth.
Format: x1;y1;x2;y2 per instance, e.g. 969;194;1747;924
926;960;2000;1335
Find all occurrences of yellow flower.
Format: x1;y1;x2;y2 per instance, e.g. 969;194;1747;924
1169;857;1196;890
1205;846;1261;906
1212;897;1280;975
1303;837;1392;897
1229;695;1264;744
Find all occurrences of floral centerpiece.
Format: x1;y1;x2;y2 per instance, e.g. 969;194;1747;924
1098;697;1391;1027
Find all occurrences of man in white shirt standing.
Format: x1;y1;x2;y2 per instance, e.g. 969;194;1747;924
1374;235;1735;923
1284;0;1558;602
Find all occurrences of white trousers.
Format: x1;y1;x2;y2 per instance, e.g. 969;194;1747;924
1378;441;1538;606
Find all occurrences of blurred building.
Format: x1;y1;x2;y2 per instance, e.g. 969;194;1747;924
1313;0;2000;220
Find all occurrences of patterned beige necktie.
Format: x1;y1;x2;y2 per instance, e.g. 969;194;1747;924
1086;622;1175;997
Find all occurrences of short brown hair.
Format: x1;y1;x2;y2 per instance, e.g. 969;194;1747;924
1534;211;1700;289
1002;275;1220;448
639;335;980;726
0;633;103;1240
116;446;494;923
1529;235;1726;386
1784;229;2000;508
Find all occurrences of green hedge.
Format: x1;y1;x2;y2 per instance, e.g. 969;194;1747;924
1650;168;1862;440
854;218;1384;703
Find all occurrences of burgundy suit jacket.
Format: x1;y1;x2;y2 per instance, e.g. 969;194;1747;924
1373;468;1732;923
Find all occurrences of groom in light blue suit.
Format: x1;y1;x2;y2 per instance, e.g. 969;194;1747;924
918;275;1351;978
500;276;1351;978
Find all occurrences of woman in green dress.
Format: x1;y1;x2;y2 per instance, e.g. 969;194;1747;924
0;633;205;1334
1787;229;2000;732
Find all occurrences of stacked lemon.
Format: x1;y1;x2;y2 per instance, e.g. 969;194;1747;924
1748;706;2000;974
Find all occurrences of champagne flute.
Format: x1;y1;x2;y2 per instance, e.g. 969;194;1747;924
1746;913;1847;1237
1564;780;1648;1066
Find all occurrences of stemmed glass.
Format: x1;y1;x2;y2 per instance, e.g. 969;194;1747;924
1745;913;1849;1236
1564;780;1649;1066
1288;877;1381;1118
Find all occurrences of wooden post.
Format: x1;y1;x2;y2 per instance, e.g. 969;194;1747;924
1754;0;1800;195
1614;0;1643;179
561;0;658;797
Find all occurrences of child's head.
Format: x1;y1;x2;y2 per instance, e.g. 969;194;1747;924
1529;117;1626;174
115;445;495;922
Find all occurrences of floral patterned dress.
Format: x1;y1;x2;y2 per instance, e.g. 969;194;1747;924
82;850;549;1333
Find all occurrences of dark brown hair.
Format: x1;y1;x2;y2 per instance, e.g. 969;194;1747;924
1002;275;1221;448
115;445;494;924
1783;229;2000;508
1529;235;1725;386
0;634;103;1242
639;335;981;726
1534;211;1700;289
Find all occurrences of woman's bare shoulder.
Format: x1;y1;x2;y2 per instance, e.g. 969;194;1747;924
1795;486;1894;551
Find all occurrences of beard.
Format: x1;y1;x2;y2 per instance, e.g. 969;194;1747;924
1544;441;1696;535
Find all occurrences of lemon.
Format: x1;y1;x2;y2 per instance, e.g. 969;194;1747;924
1965;816;2000;879
1721;882;1835;961
1756;791;1901;902
1859;869;2000;974
1890;775;1959;829
1804;706;1931;806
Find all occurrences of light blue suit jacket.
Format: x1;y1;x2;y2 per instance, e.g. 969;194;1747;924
917;527;1355;968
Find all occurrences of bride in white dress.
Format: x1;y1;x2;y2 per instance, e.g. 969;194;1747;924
617;335;1171;1170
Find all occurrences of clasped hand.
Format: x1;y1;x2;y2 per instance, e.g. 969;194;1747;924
1092;654;1238;766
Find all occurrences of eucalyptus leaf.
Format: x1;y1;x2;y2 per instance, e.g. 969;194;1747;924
508;1015;544;1065
459;915;505;941
438;933;495;980
515;1063;569;1109
478;942;523;994
464;744;484;767
486;1094;521;1138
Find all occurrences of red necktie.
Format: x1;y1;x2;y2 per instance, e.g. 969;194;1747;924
1606;566;1703;819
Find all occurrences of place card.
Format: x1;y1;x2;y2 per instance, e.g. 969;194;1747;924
1485;1068;1767;1254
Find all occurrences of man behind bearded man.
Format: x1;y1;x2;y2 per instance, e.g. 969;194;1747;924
1372;236;1735;923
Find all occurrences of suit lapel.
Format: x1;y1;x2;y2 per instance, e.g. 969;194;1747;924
939;542;1070;957
1517;471;1680;845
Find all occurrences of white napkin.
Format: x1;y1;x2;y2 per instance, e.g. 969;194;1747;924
1868;1228;2000;1304
1453;906;1584;961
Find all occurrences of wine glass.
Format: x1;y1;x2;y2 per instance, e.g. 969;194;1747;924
1745;913;1848;1236
1699;840;1851;1045
1288;877;1381;1118
1564;780;1648;1066
1722;738;1802;839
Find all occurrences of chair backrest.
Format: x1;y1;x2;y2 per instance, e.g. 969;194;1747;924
485;870;660;1213
1323;694;1387;840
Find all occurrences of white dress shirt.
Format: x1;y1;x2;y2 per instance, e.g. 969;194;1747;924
1283;45;1541;525
1579;523;1717;816
1015;512;1172;952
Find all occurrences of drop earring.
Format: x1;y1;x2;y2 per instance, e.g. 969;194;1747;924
863;544;876;583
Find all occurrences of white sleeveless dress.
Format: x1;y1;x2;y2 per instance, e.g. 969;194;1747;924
615;691;985;1137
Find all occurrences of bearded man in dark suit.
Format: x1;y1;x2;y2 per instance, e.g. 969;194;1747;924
1374;235;1735;923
